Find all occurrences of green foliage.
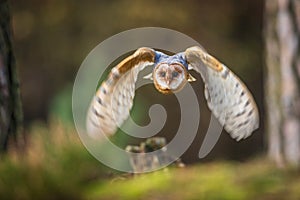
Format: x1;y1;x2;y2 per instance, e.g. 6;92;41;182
49;85;73;124
0;121;300;200
86;161;300;200
0;122;110;200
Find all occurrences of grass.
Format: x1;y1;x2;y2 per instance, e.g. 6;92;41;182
0;121;109;200
0;121;300;200
86;161;299;200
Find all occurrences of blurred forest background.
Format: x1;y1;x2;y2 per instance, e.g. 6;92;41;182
13;0;263;161
2;0;300;199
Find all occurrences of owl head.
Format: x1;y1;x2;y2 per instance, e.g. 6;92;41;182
153;63;189;94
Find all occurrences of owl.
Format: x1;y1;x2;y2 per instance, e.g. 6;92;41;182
87;46;259;141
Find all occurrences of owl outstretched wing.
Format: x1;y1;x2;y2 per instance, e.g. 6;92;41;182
185;46;259;141
86;47;156;139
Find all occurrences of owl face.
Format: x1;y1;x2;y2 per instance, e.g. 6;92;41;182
153;63;188;94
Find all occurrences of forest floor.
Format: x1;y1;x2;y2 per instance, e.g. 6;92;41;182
0;121;300;200
86;161;300;200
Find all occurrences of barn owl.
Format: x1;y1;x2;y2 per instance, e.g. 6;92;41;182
86;46;259;141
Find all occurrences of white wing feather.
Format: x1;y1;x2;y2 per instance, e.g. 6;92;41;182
185;46;259;141
86;48;155;139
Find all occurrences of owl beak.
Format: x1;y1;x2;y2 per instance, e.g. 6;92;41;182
166;70;172;86
166;79;171;86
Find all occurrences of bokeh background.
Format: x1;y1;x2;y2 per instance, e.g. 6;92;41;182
6;1;300;200
12;0;264;162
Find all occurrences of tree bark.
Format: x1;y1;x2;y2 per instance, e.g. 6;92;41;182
0;0;22;152
265;0;300;167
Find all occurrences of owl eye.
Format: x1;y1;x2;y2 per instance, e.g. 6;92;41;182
160;71;166;77
172;71;179;77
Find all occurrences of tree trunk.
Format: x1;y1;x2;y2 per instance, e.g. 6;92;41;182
265;0;300;167
0;0;22;152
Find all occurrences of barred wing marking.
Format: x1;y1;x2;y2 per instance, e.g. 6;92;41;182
185;46;259;141
86;47;156;139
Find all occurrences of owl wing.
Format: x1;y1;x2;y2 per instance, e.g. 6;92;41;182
185;46;259;141
86;47;156;139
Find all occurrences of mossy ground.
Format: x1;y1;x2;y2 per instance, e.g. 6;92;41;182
0;121;299;200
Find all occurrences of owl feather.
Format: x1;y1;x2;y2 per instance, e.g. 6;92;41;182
86;48;155;139
185;46;259;141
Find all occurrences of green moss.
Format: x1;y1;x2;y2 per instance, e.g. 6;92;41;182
86;161;300;200
87;171;172;200
0;123;300;200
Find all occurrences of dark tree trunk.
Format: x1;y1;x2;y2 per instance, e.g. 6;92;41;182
265;0;300;167
0;0;22;152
